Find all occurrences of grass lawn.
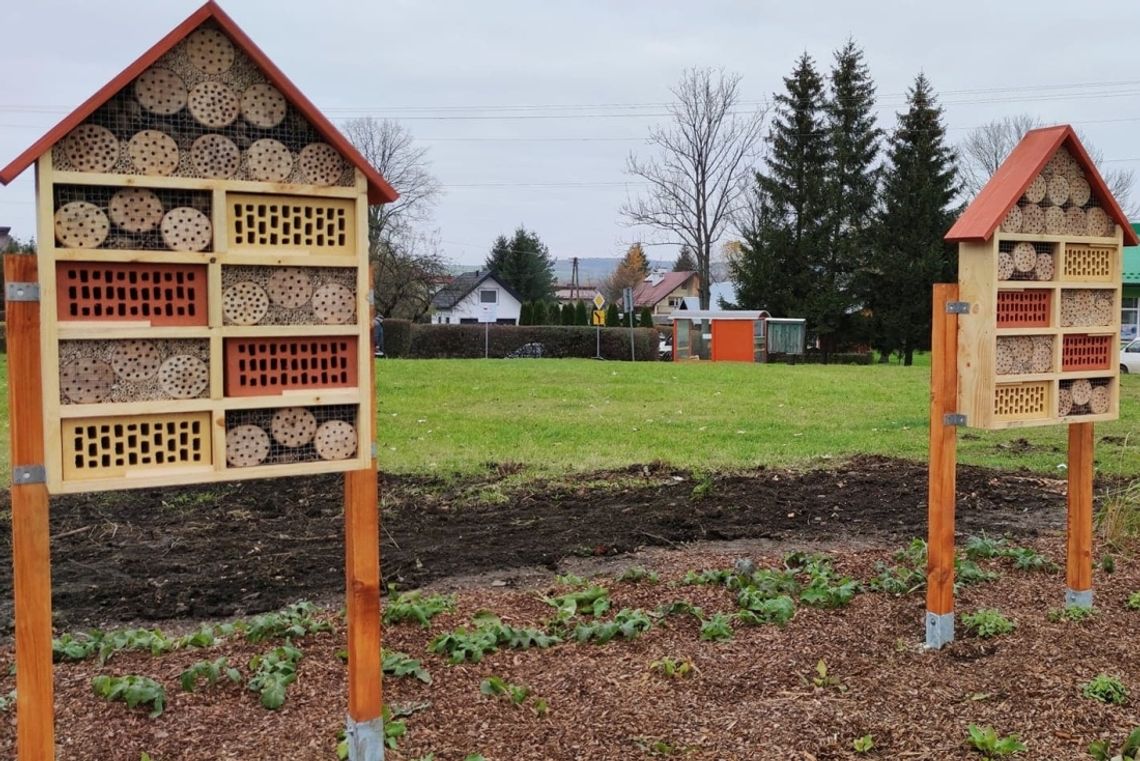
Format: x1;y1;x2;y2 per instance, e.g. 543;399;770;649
375;357;1140;479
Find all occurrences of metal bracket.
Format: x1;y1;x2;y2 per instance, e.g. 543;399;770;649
371;441;379;459
943;413;967;427
6;282;39;302
925;611;954;650
12;465;46;485
1065;588;1094;609
945;301;970;314
345;715;385;761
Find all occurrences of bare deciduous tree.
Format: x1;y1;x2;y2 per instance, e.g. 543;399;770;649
343;117;444;243
343;117;446;318
622;68;765;309
959;114;1136;214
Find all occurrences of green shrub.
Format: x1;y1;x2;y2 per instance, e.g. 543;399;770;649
381;319;413;357
639;307;655;329
519;302;533;325
531;301;547;325
561;302;575;325
406;324;657;360
575;300;588;325
966;724;1026;757
91;675;166;718
962;609;1015;638
1083;674;1128;705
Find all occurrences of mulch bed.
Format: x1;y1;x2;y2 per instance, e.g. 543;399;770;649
0;455;1131;759
0;536;1139;760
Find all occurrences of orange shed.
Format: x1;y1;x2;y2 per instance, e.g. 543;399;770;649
671;310;805;362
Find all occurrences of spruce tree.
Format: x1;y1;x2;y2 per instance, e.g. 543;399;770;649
547;302;564;325
672;245;697;272
531;300;547;325
732;53;830;321
519;302;533;326
574;300;588;325
869;73;959;365
605;303;621;327
561;301;575;325
817;40;881;356
485;227;556;303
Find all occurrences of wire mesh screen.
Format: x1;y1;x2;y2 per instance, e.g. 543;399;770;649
59;338;211;404
50;22;354;188
53;185;213;251
999;147;1113;238
224;404;358;468
221;265;357;326
996;241;1055;282
1059;377;1113;417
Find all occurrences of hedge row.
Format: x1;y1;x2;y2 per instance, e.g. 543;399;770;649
382;321;658;360
769;352;872;365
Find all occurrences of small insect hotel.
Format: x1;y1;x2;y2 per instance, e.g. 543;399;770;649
925;125;1135;650
0;3;395;493
0;3;394;758
947;125;1135;429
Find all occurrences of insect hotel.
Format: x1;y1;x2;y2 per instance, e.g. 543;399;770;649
0;3;393;758
925;125;1135;649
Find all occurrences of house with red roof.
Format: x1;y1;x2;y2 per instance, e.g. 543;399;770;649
633;270;700;321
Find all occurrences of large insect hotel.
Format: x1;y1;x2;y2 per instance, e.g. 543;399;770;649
0;3;397;493
947;125;1136;430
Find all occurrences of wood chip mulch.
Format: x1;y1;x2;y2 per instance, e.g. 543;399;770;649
2;535;1140;760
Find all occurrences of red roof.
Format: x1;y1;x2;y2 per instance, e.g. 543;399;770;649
633;271;699;308
946;125;1137;246
0;1;398;205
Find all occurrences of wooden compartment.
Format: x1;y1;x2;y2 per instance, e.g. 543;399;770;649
59;339;210;404
224;336;358;396
221;265;357;326
55;262;208;325
1059;377;1115;418
227;193;355;255
224;404;359;469
62;411;212;481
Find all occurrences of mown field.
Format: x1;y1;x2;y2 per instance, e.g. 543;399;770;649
374;357;1140;478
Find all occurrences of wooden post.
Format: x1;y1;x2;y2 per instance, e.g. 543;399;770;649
926;283;959;649
1066;421;1094;608
5;253;55;760
344;264;383;760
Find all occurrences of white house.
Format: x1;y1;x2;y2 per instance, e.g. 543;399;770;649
430;270;523;325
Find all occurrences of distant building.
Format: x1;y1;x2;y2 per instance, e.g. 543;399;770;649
633;271;700;321
1123;222;1140;340
430;270;523;325
553;283;600;307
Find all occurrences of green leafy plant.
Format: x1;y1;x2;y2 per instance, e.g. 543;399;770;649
382;705;407;749
853;734;875;753
810;659;844;691
681;568;733;586
1049;606;1098;623
1005;547;1059;573
1089;727;1140;760
964;533;1008;560
736;595;795;626
1083;674;1128;705
383;591;456;628
699;613;734;642
91;675;166;718
962;609;1016;639
430;616;561;663
544;585;611;620
1127;592;1140;611
633;736;684;756
247;645;302;709
179;656;240;692
243;601;331;643
383;650;432;684
800;577;860;608
956;558;1000;587
690;470;714;500
0;689;16;712
480;676;531;705
869;562;926;596
654;600;705;620
574;609;653;644
967;724;1026;758
464;756;487;761
617;566;660;584
554;573;587;586
650;657;696;679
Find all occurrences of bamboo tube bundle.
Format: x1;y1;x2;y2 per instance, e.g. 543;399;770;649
1023;175;1047;204
1012;242;1037;273
997;250;1015;281
1093;291;1114;326
1070;378;1093;406
1064;207;1087;237
1030;336;1053;373
1020;203;1045;234
1090;384;1111;415
1044;206;1065;235
1034;252;1055;281
1058;386;1074;417
1000;205;1023;233
995;338;1016;375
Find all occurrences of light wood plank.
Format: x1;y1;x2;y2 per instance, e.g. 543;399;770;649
52;170;360;198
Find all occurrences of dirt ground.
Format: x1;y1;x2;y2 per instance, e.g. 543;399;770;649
0;455;1133;760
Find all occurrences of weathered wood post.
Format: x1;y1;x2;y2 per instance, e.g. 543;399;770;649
1066;422;1094;607
6;251;55;759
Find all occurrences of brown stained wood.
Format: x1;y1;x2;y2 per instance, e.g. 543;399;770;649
927;283;958;616
344;464;383;719
5;253;55;760
1067;422;1094;592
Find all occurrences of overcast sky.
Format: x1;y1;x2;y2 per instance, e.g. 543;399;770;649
3;0;1140;268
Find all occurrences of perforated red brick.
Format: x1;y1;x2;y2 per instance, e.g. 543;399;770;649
1062;334;1113;371
55;262;208;326
224;336;359;397
996;289;1051;328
